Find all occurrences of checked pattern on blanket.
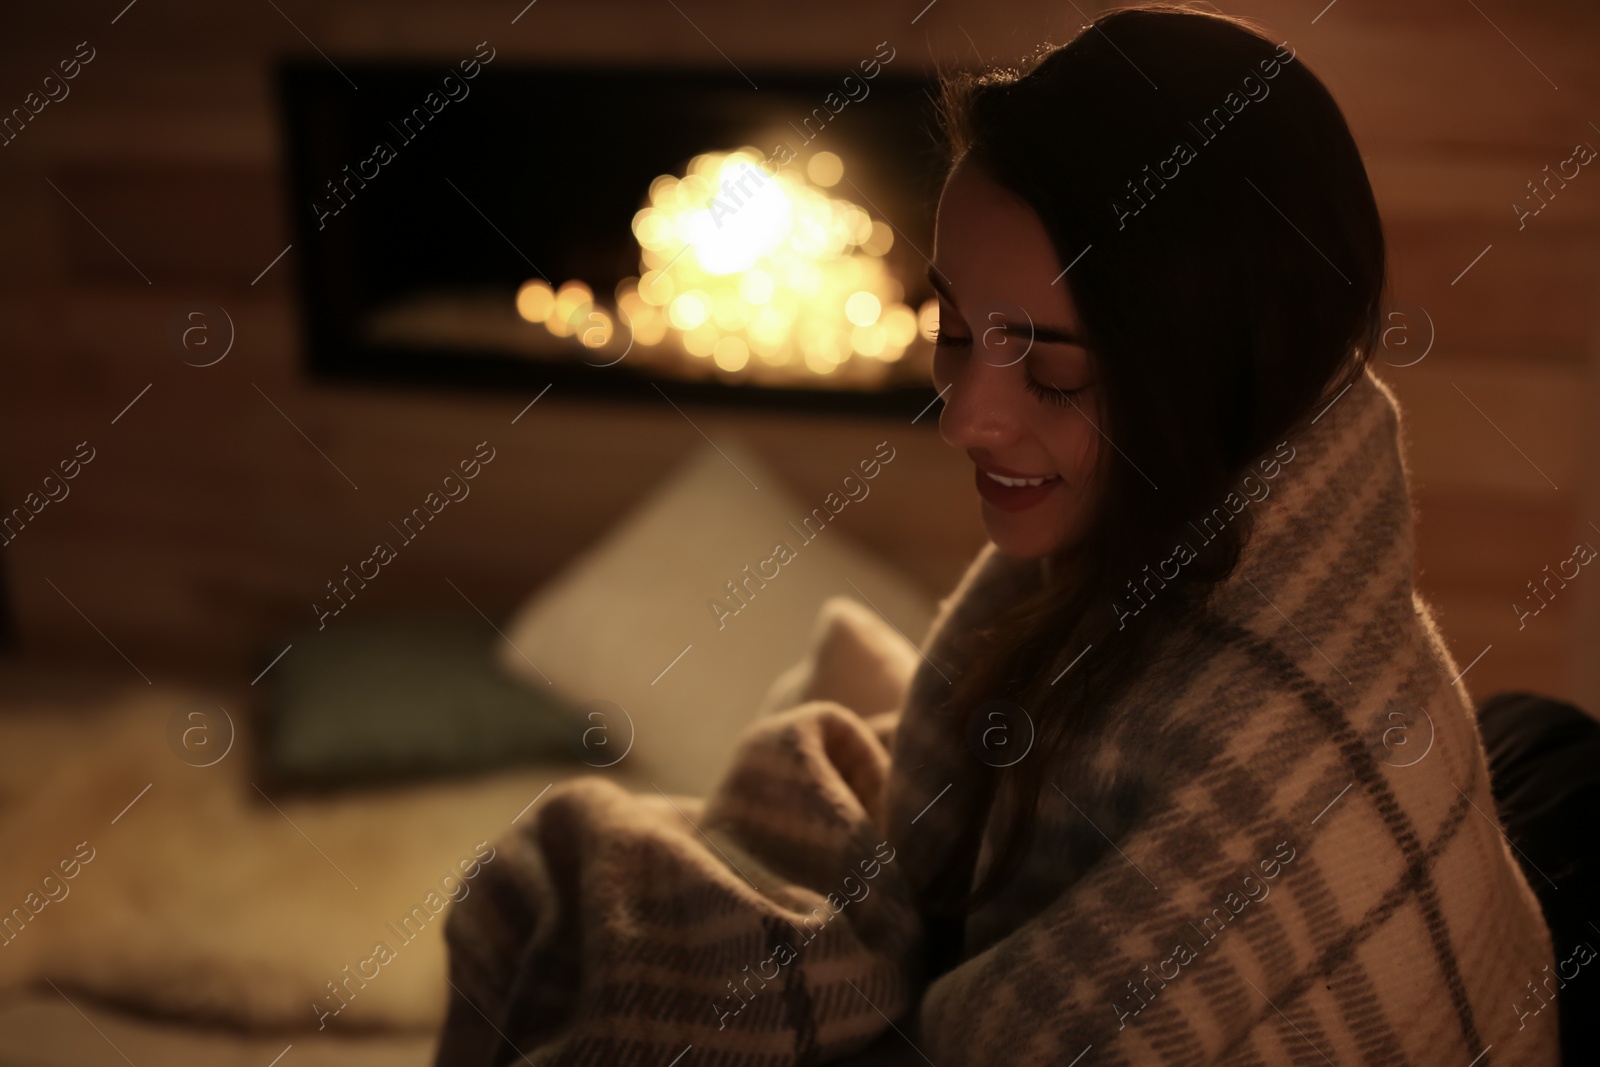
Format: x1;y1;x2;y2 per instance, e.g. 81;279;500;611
434;368;1561;1066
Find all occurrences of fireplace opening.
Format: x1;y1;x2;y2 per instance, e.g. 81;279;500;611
278;61;948;417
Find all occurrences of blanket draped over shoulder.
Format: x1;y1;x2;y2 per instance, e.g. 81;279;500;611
435;368;1561;1066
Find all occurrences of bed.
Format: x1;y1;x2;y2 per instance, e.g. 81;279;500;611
0;440;937;1065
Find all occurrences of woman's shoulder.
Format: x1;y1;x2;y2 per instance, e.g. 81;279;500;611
961;608;1558;1066
1100;594;1468;780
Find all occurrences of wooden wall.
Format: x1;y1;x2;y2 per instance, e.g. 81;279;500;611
0;0;1596;711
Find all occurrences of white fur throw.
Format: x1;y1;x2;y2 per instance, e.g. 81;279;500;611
0;684;620;1034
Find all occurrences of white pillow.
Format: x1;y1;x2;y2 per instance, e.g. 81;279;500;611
497;438;935;796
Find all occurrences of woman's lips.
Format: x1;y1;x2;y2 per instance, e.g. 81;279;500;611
974;466;1062;512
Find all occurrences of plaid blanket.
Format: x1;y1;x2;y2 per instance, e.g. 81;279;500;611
435;368;1561;1066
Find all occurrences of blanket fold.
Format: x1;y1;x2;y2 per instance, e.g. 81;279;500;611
436;701;923;1065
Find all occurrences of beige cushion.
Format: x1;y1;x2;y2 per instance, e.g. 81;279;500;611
496;439;934;795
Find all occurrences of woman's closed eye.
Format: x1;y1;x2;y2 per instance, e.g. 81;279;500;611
936;328;1093;406
1023;375;1091;406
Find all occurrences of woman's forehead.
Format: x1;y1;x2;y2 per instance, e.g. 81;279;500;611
933;161;1080;329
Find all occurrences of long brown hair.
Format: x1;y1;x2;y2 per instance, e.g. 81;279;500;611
926;3;1386;921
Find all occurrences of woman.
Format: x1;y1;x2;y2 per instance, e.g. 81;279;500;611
435;5;1561;1064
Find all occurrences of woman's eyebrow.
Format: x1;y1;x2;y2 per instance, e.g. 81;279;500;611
993;322;1086;346
927;265;1087;346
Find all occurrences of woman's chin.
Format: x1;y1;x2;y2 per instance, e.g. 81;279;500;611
981;509;1066;560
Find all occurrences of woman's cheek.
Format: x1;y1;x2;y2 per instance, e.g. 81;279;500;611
1043;398;1100;478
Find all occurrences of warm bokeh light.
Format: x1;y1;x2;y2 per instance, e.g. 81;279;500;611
861;220;895;257
806;151;844;187
516;146;923;380
669;290;712;330
578;308;613;348
712;335;750;372
845;291;881;327
546;281;593;338
515;279;554;323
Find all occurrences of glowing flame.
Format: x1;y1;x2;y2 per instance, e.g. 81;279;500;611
517;146;917;380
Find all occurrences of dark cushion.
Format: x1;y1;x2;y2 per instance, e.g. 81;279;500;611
1478;690;1600;1066
261;616;580;787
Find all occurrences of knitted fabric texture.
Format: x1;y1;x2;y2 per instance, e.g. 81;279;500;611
434;367;1560;1066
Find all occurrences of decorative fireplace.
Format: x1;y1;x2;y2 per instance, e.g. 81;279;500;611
277;58;948;417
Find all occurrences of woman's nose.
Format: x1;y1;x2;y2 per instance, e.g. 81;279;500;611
938;354;1024;451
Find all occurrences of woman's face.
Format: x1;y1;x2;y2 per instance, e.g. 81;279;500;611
930;159;1104;560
